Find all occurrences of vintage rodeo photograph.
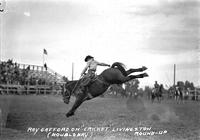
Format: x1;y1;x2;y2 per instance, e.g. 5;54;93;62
0;0;199;140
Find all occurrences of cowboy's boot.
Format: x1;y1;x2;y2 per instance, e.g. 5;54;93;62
78;85;86;95
85;87;93;99
83;81;94;99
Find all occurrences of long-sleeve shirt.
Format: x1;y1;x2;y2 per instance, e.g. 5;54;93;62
81;59;109;75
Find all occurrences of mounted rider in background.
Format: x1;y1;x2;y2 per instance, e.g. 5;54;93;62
80;55;110;95
154;81;160;92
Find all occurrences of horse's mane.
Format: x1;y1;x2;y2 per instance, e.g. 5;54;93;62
65;80;79;89
111;62;127;76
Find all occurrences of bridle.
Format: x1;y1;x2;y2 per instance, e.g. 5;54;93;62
64;82;75;99
64;77;83;98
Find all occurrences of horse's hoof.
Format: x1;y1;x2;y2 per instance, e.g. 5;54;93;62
64;100;70;104
142;66;148;71
66;112;74;118
63;98;70;104
143;73;149;77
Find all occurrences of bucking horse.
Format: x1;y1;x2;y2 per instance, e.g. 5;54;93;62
62;62;148;117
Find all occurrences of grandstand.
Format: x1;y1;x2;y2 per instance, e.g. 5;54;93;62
0;60;66;95
18;63;65;84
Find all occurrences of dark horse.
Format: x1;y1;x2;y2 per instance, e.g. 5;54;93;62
151;85;163;103
62;62;148;117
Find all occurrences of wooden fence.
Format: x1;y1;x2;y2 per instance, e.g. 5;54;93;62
0;84;63;95
188;88;200;101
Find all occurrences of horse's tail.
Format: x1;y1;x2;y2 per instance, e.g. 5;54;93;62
111;62;127;76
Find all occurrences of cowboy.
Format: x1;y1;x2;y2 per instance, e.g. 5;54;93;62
80;55;110;94
154;81;159;88
154;81;160;92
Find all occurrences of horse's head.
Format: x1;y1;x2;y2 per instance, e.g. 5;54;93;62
62;89;71;104
62;81;76;104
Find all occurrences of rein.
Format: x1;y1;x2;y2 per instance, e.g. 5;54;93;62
71;76;83;94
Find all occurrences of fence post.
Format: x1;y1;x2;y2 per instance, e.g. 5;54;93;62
36;80;38;95
6;81;9;94
26;81;30;95
195;88;197;101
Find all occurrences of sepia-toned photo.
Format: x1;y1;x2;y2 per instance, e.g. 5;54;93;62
0;0;199;139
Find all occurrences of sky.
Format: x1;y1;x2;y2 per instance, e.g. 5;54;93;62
0;0;200;87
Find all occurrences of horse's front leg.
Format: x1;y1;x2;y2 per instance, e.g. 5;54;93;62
126;66;148;76
66;94;86;117
82;95;93;102
151;95;154;103
158;96;161;103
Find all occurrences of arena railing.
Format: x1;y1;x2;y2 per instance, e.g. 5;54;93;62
188;88;200;101
0;84;62;95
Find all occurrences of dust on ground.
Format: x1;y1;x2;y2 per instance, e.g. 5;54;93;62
0;95;199;140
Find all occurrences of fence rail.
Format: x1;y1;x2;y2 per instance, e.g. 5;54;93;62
0;84;62;95
188;89;200;101
167;88;200;101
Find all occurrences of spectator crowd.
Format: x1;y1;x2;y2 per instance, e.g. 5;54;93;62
0;59;58;85
0;59;25;84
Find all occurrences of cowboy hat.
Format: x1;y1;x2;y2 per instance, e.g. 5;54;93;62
84;55;94;62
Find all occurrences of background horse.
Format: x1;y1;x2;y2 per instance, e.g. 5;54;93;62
151;85;163;103
62;62;148;117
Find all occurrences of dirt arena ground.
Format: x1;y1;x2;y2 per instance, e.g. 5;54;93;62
0;95;199;140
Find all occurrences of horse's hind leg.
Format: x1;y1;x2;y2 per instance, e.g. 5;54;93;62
119;73;148;83
66;94;86;117
158;97;161;103
151;96;154;103
126;67;148;76
128;73;148;80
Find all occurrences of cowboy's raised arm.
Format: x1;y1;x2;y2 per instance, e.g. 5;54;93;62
97;62;110;67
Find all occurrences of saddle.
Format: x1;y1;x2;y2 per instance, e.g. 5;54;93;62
79;75;110;99
152;88;160;95
81;75;109;87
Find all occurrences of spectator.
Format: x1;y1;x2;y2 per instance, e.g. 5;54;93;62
44;63;47;71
